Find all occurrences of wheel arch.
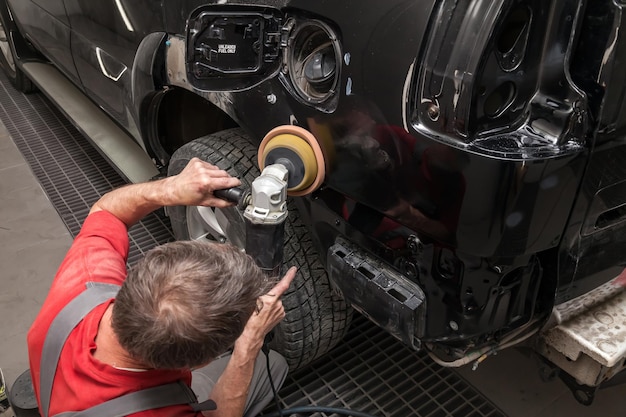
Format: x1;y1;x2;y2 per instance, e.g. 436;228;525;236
131;33;241;167
0;0;38;92
146;87;240;167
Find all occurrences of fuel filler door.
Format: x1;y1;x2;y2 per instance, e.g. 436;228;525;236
187;8;288;91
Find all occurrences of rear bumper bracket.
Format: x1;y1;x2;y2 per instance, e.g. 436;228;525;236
328;238;425;350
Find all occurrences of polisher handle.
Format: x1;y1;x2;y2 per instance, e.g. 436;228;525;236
214;186;246;204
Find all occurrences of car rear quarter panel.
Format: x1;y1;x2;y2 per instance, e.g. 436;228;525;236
165;0;586;261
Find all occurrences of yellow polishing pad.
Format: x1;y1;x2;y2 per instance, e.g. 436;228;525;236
259;126;326;196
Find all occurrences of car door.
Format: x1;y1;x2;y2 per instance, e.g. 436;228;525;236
63;0;165;132
7;0;80;85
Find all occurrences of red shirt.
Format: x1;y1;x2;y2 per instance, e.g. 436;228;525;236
27;211;197;416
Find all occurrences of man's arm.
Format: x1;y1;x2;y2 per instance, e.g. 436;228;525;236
204;267;297;417
89;158;241;227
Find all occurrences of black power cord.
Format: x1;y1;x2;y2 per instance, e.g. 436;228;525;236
263;344;283;417
262;346;379;417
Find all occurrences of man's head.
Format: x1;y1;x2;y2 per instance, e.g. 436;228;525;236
111;240;272;369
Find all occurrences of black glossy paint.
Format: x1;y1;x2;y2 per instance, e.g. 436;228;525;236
64;0;165;135
7;0;80;85
556;1;626;303
8;0;626;359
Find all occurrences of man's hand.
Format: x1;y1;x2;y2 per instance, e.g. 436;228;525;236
90;158;240;227
165;158;241;208
234;267;297;356
203;268;296;417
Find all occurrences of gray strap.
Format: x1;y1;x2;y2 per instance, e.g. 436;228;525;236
40;283;120;417
40;282;217;417
52;381;216;417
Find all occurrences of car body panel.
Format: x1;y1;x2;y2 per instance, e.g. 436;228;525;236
64;1;166;141
8;0;79;84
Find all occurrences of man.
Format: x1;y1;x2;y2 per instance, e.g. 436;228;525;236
27;157;295;417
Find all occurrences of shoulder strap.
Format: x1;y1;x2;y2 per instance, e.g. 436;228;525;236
40;283;121;417
40;282;217;417
53;381;216;417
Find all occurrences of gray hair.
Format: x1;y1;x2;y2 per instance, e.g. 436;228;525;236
111;240;272;369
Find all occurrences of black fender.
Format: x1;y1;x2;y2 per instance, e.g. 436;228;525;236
131;31;167;162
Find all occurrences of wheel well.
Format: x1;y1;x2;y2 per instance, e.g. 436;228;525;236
0;0;44;63
151;87;238;165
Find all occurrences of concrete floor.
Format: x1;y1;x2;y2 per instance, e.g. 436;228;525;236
0;119;625;416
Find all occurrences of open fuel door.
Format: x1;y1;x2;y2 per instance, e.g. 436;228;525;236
186;8;289;91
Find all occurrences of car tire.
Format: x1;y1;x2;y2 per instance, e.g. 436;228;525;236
167;128;352;369
0;0;35;93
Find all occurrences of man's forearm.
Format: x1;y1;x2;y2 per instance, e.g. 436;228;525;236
89;179;174;228
203;268;295;416
203;344;260;417
89;159;240;228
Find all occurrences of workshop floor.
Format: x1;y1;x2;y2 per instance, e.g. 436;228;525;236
0;117;625;416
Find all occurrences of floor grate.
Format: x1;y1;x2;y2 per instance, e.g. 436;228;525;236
0;72;174;265
0;69;506;417
278;314;505;417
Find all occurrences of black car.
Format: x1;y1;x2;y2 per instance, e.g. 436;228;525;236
2;0;626;403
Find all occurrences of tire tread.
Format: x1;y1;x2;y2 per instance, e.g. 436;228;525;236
167;128;352;369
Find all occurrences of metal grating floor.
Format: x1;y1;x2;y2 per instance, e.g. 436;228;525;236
0;72;173;265
280;317;505;417
0;70;506;417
